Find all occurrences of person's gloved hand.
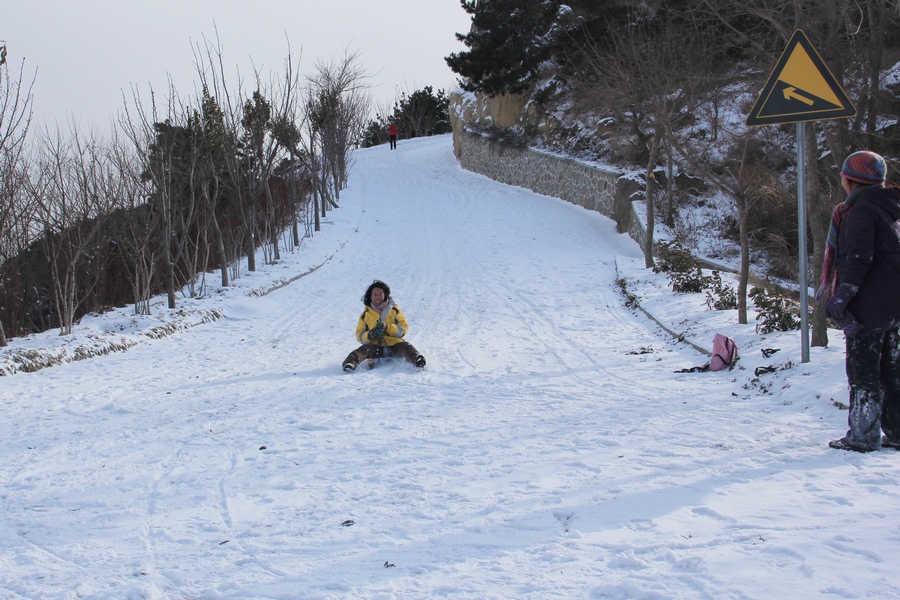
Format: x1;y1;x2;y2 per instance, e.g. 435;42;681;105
843;318;863;338
367;321;386;340
825;284;857;321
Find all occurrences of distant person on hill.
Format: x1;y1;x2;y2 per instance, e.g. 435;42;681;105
818;150;900;452
342;280;425;372
388;123;398;150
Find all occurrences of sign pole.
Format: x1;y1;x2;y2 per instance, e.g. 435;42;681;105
797;122;810;363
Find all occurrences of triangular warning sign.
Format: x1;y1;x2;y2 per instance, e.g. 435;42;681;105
747;30;855;126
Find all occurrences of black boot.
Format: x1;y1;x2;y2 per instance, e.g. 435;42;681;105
829;436;877;452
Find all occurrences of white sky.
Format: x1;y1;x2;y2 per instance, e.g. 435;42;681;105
4;0;472;130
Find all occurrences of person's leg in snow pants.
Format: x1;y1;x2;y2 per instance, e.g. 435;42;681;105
845;325;900;449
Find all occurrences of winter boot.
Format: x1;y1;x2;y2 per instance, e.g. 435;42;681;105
343;360;357;373
829;436;878;453
882;436;900;450
414;355;426;368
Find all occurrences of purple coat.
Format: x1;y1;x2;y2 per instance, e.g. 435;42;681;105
836;185;900;333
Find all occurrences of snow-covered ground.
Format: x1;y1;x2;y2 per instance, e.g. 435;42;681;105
1;134;896;600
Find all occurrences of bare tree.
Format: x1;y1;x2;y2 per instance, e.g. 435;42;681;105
104;129;160;315
0;53;35;345
271;87;313;249
189;32;308;277
240;89;279;265
120;85;188;309
304;88;330;231
579;10;714;268
190;33;262;274
306;50;370;216
254;45;304;262
28;125;113;335
0;149;34;344
195;86;234;288
670;128;787;324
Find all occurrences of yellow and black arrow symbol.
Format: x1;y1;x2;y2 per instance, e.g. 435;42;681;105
747;30;855;126
782;86;814;106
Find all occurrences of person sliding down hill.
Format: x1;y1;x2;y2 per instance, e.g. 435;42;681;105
342;280;426;372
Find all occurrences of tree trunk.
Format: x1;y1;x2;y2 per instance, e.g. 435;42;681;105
312;171;321;232
738;193;749;325
211;214;229;288
642;131;660;269
63;269;77;336
290;182;301;248
865;1;886;141
160;193;177;309
164;224;176;309
265;180;281;262
246;205;257;272
806;123;830;347
47;252;65;334
166;258;176;309
665;137;675;228
132;252;153;316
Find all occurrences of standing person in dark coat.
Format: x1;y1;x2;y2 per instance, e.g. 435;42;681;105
388;123;398;150
818;150;900;452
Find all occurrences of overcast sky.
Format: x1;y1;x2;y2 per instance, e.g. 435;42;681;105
4;1;471;131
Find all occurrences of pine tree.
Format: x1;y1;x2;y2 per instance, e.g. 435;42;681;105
445;0;563;96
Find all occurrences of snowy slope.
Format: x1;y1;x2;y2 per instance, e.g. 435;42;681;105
1;135;897;600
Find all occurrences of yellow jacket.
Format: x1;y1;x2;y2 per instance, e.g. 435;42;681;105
355;301;409;347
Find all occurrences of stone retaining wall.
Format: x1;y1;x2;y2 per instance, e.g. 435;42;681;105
453;128;647;249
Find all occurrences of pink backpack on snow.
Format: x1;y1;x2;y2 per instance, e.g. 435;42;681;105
708;333;739;371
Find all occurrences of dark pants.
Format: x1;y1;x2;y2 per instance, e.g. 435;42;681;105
389;135;397;150
344;341;419;367
844;325;900;449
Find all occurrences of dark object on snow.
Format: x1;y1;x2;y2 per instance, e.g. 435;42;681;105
829;436;878;453
761;348;780;358
341;520;355;527
675;364;708;373
709;334;739;371
754;365;778;376
674;334;738;373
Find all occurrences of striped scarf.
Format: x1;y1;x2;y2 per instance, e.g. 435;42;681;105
371;299;393;320
816;185;872;303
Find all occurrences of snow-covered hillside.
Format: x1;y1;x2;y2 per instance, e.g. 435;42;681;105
1;135;896;599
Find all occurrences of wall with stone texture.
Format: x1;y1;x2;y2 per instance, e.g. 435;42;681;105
449;95;777;296
452;128;647;250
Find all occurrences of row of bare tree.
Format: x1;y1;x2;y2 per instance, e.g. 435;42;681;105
577;0;900;347
0;42;371;346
